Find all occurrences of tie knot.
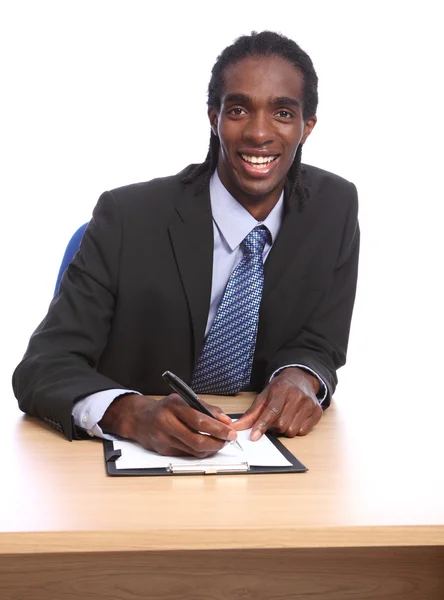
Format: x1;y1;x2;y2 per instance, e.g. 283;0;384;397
242;226;270;256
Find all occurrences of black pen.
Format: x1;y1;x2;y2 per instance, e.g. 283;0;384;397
162;370;243;451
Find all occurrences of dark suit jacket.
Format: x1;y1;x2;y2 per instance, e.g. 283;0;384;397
13;164;359;440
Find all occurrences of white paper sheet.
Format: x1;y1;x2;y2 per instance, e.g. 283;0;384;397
112;427;292;470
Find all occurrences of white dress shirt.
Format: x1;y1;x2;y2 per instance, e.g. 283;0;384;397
72;170;327;439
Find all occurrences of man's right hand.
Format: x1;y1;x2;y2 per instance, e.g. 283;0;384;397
99;393;237;458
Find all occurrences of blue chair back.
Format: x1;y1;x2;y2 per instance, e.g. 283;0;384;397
54;223;88;294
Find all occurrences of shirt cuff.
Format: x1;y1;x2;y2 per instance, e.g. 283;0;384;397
72;389;141;440
269;364;328;404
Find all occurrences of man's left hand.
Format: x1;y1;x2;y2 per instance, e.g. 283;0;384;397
233;367;323;440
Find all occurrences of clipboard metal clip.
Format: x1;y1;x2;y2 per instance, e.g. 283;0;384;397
167;461;250;474
104;447;122;463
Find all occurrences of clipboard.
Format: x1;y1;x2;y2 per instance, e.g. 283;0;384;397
103;414;308;476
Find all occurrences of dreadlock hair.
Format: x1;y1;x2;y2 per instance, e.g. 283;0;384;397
182;30;318;210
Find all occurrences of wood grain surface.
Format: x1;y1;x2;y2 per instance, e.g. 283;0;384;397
2;392;444;554
1;547;443;600
2;386;444;598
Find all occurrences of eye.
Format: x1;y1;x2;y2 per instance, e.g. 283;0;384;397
228;107;246;116
276;110;293;119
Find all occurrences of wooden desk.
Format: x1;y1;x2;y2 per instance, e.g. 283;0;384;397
1;391;443;599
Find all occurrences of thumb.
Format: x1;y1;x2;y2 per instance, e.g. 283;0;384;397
203;401;232;425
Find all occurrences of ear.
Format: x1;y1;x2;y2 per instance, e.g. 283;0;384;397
208;107;219;137
301;115;317;145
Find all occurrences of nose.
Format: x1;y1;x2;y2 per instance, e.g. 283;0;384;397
242;111;274;146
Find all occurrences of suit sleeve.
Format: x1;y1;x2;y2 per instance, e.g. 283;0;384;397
12;191;129;440
265;183;360;407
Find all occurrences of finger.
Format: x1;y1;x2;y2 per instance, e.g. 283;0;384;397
160;412;227;457
171;401;238;443
249;393;286;441
139;413;216;457
154;434;222;458
232;392;268;430
268;396;304;436
151;436;202;457
203;401;233;425
296;404;323;436
271;398;321;437
273;393;314;436
264;381;321;434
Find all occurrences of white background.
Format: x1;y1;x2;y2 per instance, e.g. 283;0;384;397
1;1;443;403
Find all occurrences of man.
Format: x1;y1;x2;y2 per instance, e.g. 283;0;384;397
13;31;359;458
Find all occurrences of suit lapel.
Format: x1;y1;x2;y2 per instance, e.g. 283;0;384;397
168;180;213;364
263;192;313;302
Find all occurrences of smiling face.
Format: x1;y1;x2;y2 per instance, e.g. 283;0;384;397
209;55;316;220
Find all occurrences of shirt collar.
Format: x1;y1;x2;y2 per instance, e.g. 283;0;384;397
209;170;284;251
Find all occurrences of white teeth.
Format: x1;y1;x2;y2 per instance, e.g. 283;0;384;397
241;154;276;164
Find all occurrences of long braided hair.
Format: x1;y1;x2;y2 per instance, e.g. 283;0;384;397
182;31;318;210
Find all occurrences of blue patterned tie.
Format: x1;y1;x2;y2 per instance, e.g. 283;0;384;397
192;225;270;395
